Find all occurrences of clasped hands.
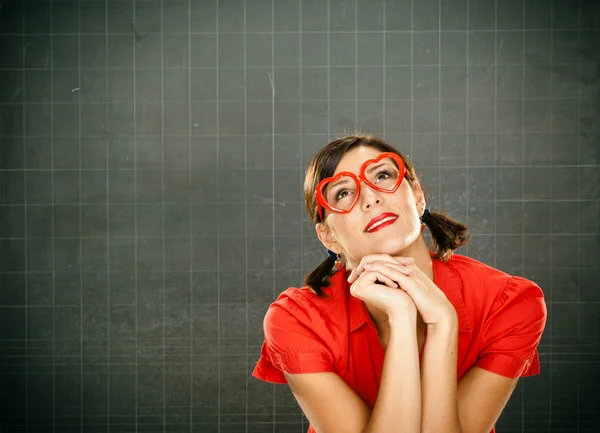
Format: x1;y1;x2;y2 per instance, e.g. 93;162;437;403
347;254;457;329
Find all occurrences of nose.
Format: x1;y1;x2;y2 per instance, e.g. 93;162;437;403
359;181;383;211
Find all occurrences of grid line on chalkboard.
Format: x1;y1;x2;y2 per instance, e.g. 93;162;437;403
20;2;29;431
521;1;526;428
77;2;83;431
576;5;582;432
106;0;112;427
328;0;331;142
5;29;597;36
548;1;554;430
354;0;358;131
160;3;166;430
243;0;248;432
2;61;599;72
2;94;600;101
216;1;221;431
271;1;275;432
438;0;442;227
300;1;306;430
188;1;193;431
465;0;470;261
410;0;414;161
50;2;56;431
132;0;139;430
383;0;386;138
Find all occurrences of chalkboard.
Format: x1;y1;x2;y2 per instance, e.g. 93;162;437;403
0;0;599;432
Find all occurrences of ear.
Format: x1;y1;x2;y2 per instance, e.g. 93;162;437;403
411;180;427;215
315;223;342;255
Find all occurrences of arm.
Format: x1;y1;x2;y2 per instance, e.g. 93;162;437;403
420;320;519;433
285;313;421;433
420;319;461;433
421;278;547;433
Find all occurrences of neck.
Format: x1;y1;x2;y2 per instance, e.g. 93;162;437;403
403;234;434;281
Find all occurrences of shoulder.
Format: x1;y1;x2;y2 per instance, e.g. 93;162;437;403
445;253;543;304
442;255;547;377
263;268;350;349
446;257;548;377
253;272;349;382
443;254;546;328
446;254;512;287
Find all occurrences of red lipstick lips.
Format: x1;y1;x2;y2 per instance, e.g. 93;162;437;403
365;212;398;233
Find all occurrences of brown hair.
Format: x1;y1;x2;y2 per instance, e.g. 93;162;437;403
303;134;470;296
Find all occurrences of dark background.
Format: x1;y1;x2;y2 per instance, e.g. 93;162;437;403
1;0;599;432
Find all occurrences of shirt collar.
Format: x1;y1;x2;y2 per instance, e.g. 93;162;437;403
346;255;472;333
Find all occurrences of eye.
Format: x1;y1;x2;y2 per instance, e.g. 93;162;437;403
336;189;350;200
375;170;392;182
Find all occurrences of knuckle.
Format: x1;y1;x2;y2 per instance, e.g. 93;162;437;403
350;276;365;295
363;254;384;263
349;282;358;296
351;283;364;298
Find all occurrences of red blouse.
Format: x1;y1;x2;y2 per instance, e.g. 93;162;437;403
252;253;547;433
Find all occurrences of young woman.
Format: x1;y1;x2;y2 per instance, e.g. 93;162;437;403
252;134;547;433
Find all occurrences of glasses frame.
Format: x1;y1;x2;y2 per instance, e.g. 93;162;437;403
316;152;411;220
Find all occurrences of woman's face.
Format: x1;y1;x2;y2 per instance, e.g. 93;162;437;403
317;146;425;268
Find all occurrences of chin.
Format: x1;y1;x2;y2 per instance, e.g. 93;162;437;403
375;232;419;255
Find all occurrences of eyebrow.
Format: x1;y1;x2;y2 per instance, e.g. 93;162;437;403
364;161;394;175
328;177;353;190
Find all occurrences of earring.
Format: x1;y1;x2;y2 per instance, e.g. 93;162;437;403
420;208;430;233
327;250;342;268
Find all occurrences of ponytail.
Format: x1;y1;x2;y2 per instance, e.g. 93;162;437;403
304;256;336;297
422;209;470;262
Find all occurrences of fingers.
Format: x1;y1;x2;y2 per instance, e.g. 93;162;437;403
348;257;414;283
350;269;398;298
362;268;399;288
362;261;432;308
347;254;414;283
362;261;414;290
392;256;416;266
364;260;413;278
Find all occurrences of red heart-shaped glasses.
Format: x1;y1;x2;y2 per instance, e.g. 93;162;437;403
316;152;410;220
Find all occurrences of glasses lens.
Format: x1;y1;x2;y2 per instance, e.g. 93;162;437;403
364;157;402;191
322;175;358;211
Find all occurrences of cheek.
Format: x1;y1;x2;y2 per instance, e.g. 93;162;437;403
328;214;361;244
394;185;419;212
338;216;357;238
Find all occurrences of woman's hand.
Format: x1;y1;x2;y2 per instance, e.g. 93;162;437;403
348;254;457;328
348;257;417;321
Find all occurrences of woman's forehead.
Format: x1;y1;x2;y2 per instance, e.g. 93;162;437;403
333;146;384;175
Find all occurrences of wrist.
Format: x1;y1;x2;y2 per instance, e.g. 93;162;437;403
427;316;458;335
388;310;417;332
429;306;458;329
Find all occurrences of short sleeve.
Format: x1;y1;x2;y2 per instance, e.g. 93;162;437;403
476;277;547;378
252;298;335;384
